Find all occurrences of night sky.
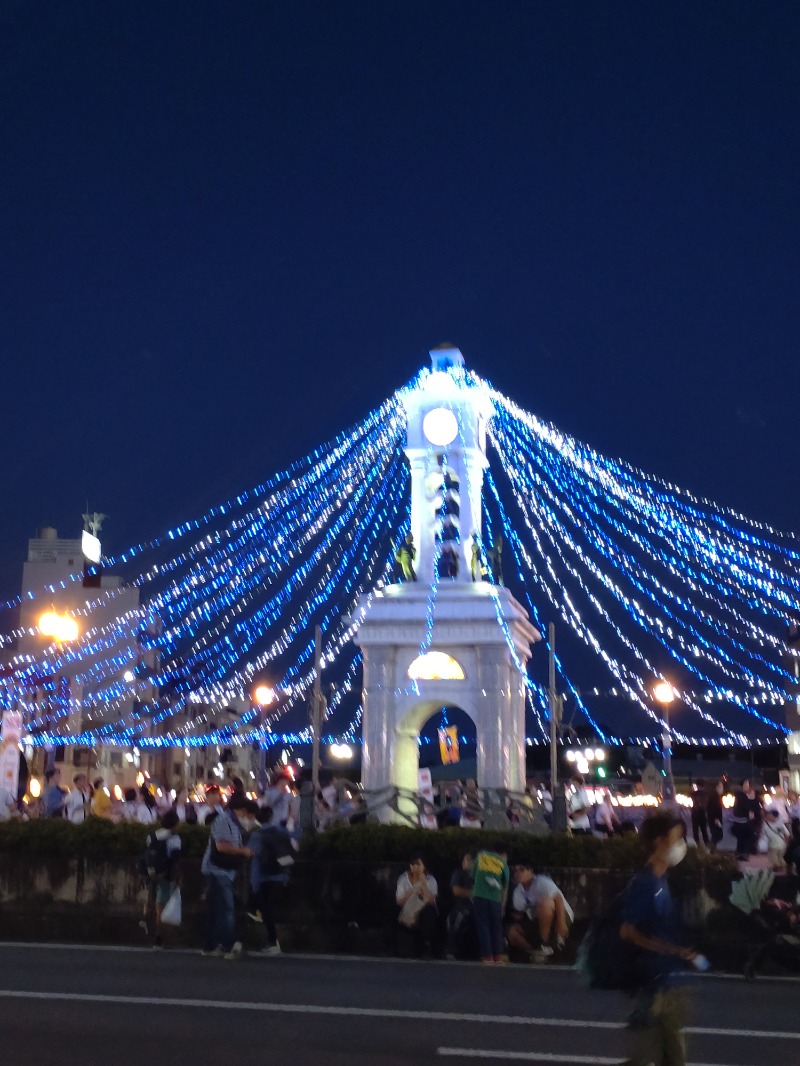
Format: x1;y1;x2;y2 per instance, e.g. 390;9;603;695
2;2;798;612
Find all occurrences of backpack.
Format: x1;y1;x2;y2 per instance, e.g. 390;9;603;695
577;881;641;991
140;832;171;881
257;827;295;878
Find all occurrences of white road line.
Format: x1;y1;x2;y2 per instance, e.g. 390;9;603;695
0;991;618;1026
437;1052;758;1066
0;989;797;1042
437;1052;619;1064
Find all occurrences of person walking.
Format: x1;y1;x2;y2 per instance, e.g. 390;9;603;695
43;768;67;818
65;773;90;824
471;841;510;964
247;806;296;955
690;780;709;851
706;780;724;853
568;774;592;835
200;793;254;959
732;779;761;860
139;808;182;948
620;812;701;1066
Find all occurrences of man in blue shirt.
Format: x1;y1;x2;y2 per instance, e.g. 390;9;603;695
620;812;698;1066
200;793;255;958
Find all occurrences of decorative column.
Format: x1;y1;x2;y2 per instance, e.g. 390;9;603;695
360;647;397;792
475;645;523;789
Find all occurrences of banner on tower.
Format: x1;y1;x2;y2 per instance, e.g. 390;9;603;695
438;725;460;764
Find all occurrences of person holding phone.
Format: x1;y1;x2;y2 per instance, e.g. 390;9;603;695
620;812;705;1066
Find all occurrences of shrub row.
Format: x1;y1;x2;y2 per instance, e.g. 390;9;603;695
0;820;738;877
299;824;738;875
0;819;211;861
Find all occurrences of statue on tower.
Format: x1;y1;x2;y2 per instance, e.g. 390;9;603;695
488;535;504;586
395;533;417;582
470;535;487;582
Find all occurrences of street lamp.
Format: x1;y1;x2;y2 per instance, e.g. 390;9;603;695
38;610;79;643
653;680;677;802
253;685;277;793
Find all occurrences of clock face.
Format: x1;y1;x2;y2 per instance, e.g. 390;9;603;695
422;407;458;447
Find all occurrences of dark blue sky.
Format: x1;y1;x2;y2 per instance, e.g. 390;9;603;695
2;2;798;606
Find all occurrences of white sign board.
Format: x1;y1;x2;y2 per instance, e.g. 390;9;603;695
0;710;22;800
417;767;434;804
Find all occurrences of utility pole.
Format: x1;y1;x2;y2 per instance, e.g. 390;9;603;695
548;622;568;832
311;624;323;796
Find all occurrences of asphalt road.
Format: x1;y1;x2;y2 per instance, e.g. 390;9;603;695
0;944;797;1066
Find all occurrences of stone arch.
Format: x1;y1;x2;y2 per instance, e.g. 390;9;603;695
393;697;479;796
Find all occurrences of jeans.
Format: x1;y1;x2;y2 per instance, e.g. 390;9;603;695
473;896;504;959
204;873;236;952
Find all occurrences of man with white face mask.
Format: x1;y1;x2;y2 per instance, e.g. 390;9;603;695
620;812;701;1066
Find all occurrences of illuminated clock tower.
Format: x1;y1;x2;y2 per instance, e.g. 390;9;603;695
401;343;493;584
353;346;540;820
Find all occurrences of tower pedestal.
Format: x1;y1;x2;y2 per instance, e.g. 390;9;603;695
354;582;540;820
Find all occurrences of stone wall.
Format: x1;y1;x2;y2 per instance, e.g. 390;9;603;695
0;854;730;954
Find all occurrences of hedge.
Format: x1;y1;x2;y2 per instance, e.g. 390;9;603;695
0;820;738;878
298;824;738;875
0;819;210;861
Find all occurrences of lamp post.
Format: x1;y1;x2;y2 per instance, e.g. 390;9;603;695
653;680;676;803
37;611;80;774
253;684;276;794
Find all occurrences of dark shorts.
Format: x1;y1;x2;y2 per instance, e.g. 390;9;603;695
147;878;173;905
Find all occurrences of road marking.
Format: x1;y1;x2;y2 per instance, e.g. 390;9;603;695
0;989;797;1042
437;1052;619;1063
437;1052;758;1066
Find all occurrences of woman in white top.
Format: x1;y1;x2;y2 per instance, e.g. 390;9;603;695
396;856;438;956
137;787;158;825
595;793;620;836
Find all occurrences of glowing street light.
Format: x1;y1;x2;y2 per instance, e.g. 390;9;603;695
254;685;276;706
38;610;79;643
329;742;353;760
653;680;677;802
253;685;278;793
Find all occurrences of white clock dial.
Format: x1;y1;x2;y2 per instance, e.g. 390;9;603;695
422;407;458;447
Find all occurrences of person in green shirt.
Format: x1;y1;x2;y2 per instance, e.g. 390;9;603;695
472;841;510;963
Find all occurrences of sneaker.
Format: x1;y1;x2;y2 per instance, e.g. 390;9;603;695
200;947;224;957
224;941;244;960
246;910;263;923
263;943;282;956
556;936;566;952
530;950;548;963
539;945;555;957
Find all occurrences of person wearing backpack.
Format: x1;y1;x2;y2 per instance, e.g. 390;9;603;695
200;792;255;958
246;805;296;954
139;809;182;949
619;812;703;1066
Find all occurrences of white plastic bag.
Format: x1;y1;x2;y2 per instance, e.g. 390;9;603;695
161;887;182;926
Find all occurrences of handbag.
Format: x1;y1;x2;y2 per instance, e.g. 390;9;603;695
161;888;182;926
398;890;427;928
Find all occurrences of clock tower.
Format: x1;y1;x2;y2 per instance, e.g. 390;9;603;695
352;346;541;819
401;344;493;583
